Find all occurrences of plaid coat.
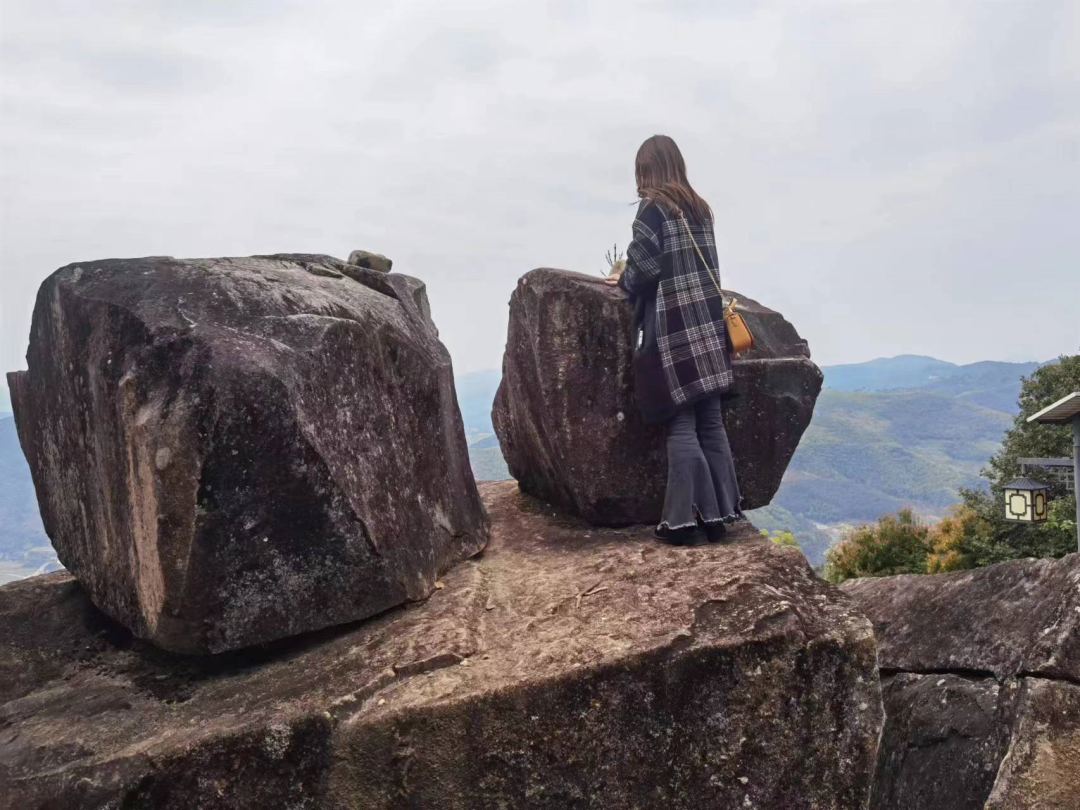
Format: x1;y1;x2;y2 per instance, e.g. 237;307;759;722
619;200;733;406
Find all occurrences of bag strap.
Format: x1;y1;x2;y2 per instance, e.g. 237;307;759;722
680;215;726;302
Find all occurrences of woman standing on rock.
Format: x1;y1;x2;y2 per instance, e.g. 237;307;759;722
606;134;743;545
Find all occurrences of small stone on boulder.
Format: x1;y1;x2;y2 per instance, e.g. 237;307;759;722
347;249;393;273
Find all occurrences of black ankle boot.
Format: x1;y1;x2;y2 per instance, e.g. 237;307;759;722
703;521;728;543
653;525;700;546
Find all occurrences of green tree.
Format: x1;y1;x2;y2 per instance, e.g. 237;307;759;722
760;528;799;548
925;503;1000;572
959;354;1080;563
823;509;931;583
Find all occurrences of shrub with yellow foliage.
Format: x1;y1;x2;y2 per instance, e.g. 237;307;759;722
925;504;995;573
823;509;930;584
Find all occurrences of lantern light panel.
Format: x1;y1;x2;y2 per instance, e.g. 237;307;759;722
1003;477;1050;523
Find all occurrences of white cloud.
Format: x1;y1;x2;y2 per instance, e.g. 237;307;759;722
1;0;1077;378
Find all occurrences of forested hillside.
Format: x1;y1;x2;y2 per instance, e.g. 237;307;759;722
749;359;1042;564
772;389;1010;523
456;369;500;436
0;416;58;583
748;389;1012;564
467;433;510;481
457;370;511;481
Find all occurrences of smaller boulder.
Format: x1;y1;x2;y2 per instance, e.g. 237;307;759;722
347;249;392;273
492;268;822;525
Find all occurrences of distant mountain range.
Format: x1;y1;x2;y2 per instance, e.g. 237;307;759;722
456;370;511;481
747;388;1012;564
0;356;1044;583
822;355;1041;413
456;369;501;436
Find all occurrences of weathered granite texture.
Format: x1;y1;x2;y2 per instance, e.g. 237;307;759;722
0;482;883;810
872;673;1021;810
984;678;1080;810
842;554;1080;681
492;268;822;525
6;254;486;654
843;554;1080;810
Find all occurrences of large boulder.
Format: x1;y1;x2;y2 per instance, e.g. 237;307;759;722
842;554;1080;810
6;254;487;654
0;481;884;810
492;268;822;525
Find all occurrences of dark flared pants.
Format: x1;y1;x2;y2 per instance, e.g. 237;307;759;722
660;394;743;529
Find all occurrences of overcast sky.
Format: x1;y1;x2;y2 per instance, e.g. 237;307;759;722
1;0;1078;397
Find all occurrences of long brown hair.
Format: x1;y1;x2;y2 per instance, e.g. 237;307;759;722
635;135;712;224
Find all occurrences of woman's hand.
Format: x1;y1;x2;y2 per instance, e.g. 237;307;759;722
605;258;626;285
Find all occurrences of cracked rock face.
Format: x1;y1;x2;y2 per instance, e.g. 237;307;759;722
871;673;1021;810
0;481;883;810
841;554;1080;682
6;254;487;654
985;677;1080;810
842;554;1080;810
492;269;823;525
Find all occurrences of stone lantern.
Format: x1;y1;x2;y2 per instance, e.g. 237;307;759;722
1002;477;1051;523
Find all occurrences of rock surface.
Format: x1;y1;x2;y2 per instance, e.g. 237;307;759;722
0;481;883;810
841;554;1080;681
7;254;487;654
871;674;1020;810
985;678;1080;810
842;554;1080;810
492;268;822;525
